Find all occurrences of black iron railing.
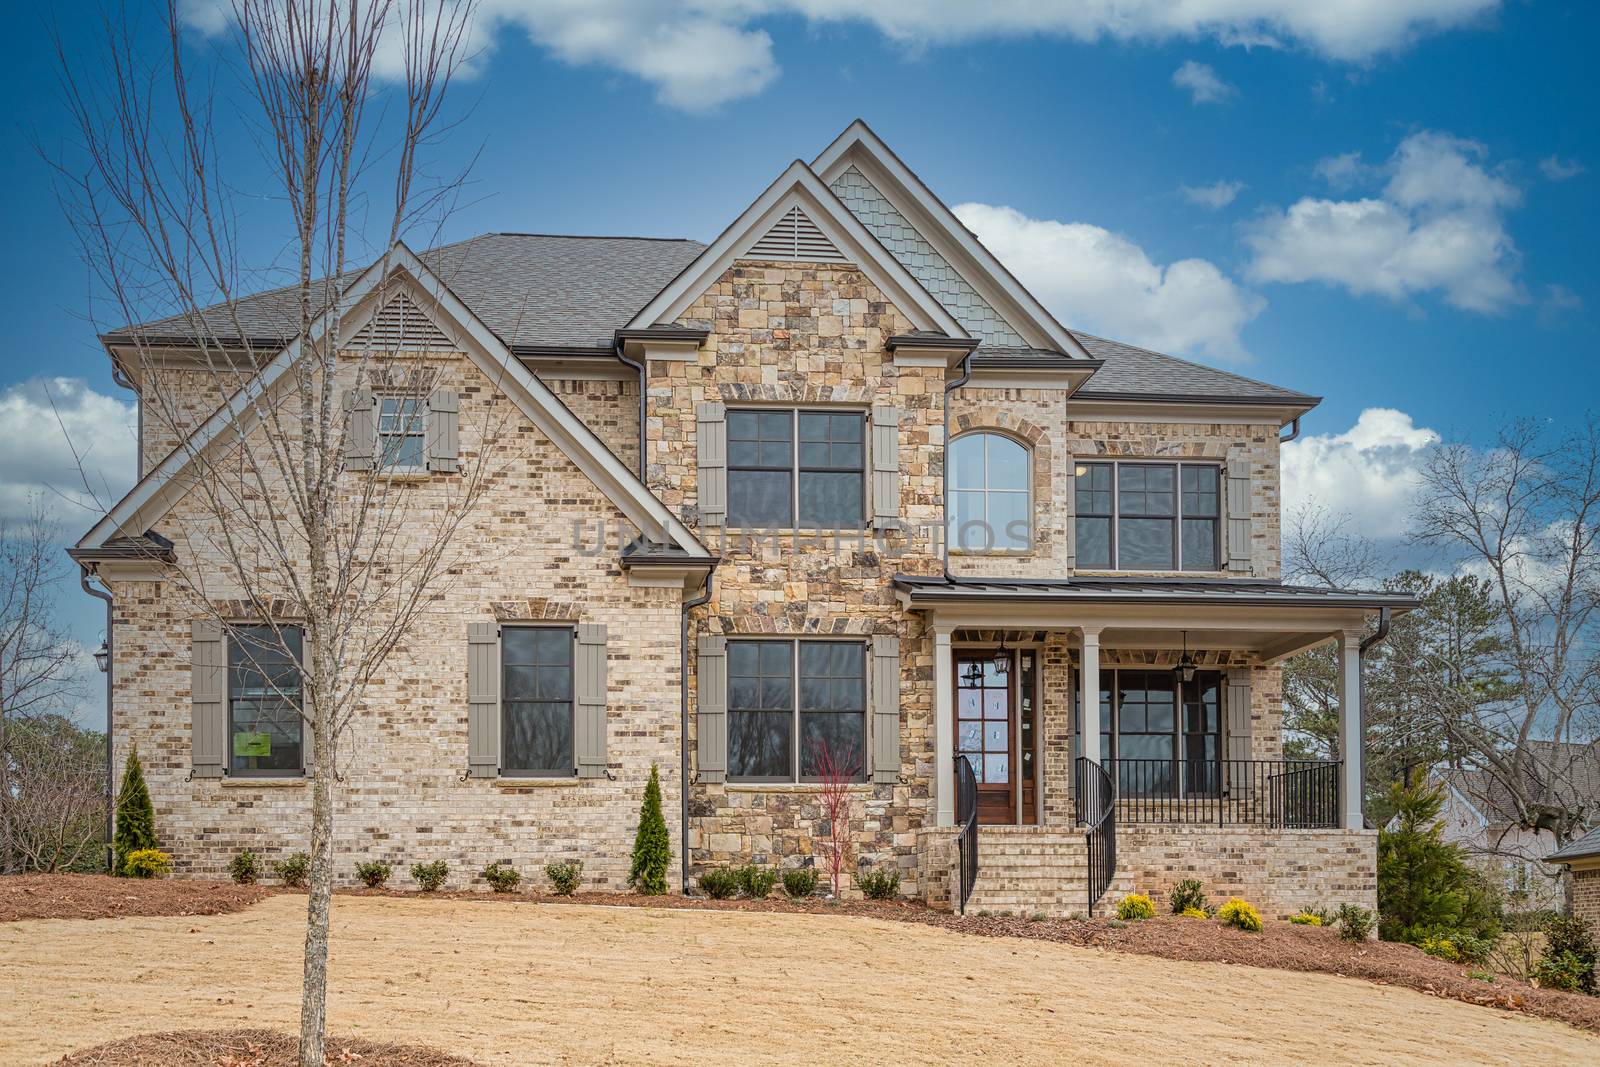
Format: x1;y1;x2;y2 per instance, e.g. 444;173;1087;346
1074;756;1116;915
1103;758;1341;829
954;754;979;915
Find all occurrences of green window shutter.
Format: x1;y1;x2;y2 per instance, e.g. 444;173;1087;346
871;404;900;530
697;402;727;528
871;635;901;784
696;634;727;783
1063;459;1078;570
343;386;376;471
426;389;459;473
467;622;500;779
191;620;226;778
575;623;608;779
1226;669;1253;763
1226;457;1252;573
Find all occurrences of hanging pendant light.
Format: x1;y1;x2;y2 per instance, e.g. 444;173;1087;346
961;659;984;687
1173;630;1197;684
992;632;1010;677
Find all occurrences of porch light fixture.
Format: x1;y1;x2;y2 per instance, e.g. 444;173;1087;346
992;633;1010;677
961;660;984;687
92;641;109;674
1173;631;1197;684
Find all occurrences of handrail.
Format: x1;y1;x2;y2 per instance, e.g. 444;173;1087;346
953;754;979;915
1103;757;1341;829
1075;756;1116;915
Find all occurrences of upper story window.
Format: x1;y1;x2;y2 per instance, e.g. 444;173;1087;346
1075;461;1219;570
228;624;303;777
377;396;427;471
950;433;1030;552
727;638;866;782
727;409;864;529
501;626;574;776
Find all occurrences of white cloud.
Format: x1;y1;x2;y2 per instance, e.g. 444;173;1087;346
1314;150;1374;189
1246;130;1523;314
1172;61;1236;104
954;202;1265;363
1539;155;1585;181
1281;408;1438;540
179;1;1505;111
1180;180;1246;210
1538;283;1582;328
0;379;137;528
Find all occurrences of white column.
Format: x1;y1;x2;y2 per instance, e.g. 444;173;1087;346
1337;629;1364;830
1078;627;1102;766
934;625;955;827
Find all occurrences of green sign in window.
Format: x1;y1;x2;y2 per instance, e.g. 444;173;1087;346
233;731;271;758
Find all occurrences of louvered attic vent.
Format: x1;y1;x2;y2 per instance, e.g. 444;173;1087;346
350;291;454;351
744;206;848;263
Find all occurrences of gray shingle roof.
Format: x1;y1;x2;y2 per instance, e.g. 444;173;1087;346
1070;332;1317;404
1550;823;1600;862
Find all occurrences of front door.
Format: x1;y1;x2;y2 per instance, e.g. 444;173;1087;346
956;652;1016;824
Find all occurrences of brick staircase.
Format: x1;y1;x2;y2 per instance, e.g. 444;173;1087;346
963;826;1095;917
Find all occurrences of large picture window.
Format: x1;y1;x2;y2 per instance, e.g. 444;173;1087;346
1073;669;1223;795
950;433;1030;552
727;639;865;781
1074;461;1219;570
727;410;864;529
502;626;574;776
228;624;303;776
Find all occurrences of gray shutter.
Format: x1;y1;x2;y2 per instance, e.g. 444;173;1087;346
1226;668;1253;762
575;624;608;778
467;623;500;778
697;402;727;528
871;635;901;784
344;386;376;471
696;634;727;783
871;404;900;530
1227;456;1253;573
1064;459;1078;570
191;620;226;778
427;389;459;473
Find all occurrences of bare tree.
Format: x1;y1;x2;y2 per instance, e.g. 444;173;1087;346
7;714;107;873
51;4;495;1063
0;509;87;875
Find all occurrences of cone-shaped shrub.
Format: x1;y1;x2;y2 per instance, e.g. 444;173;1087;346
112;747;158;876
629;764;671;895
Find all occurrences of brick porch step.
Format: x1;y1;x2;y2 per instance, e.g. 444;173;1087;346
964;826;1094;916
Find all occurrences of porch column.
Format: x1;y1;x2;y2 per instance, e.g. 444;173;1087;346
1337;629;1364;830
1078;626;1102;766
934;625;955;827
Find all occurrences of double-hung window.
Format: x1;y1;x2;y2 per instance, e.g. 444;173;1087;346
501;626;574;776
1074;461;1220;570
727;639;866;781
726;410;865;528
228;624;304;776
377;396;427;471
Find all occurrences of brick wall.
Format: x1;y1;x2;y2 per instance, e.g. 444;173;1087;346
544;377;640;473
1572;865;1600;927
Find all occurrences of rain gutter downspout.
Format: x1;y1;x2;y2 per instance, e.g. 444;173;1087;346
1279;417;1301;444
942;352;975;582
680;572;714;895
1356;606;1392;828
614;344;648;480
79;565;115;870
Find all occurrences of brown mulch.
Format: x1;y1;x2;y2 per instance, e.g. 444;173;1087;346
53;1029;483;1066
0;875;279;923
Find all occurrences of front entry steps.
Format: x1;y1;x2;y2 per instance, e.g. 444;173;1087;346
964;826;1094;917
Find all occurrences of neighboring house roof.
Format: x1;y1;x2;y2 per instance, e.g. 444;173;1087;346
1549;823;1600;863
1441;741;1600;835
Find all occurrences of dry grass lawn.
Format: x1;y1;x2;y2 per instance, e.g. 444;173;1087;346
5;894;1596;1066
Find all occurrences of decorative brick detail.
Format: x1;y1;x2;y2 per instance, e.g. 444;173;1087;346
489;597;584;622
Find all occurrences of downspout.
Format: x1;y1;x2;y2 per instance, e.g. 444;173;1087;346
615;344;648;481
1356;606;1392;828
79;565;115;870
941;352;975;582
1278;417;1301;444
680;572;714;894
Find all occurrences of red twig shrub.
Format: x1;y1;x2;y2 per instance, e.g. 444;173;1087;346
810;739;859;897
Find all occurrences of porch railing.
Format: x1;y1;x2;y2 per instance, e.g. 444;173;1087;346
1074;756;1116;914
1104;758;1341;829
954;754;979;915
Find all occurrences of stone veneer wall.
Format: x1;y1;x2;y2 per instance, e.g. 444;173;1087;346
1114;826;1378;918
109;346;683;891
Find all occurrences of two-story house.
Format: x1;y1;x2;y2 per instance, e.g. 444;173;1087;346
72;122;1413;917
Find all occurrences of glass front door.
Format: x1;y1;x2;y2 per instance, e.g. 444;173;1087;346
955;650;1038;825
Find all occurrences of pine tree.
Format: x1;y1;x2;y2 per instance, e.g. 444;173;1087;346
628;764;671;895
112;747;158;876
1377;771;1500;944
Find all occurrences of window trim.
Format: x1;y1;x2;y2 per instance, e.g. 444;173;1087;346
499;623;577;779
726;636;868;784
375;393;429;474
948;430;1033;556
1073;459;1221;572
226;622;305;779
725;407;868;532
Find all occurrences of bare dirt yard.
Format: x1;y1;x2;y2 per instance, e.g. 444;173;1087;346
6;894;1598;1066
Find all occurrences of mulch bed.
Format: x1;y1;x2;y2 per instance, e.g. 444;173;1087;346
53;1029;483;1066
0;875;278;923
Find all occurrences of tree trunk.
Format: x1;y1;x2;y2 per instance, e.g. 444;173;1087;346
298;689;334;1067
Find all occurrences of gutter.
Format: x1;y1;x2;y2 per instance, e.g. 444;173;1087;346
1356;606;1393;829
613;342;648;480
1279;417;1301;444
941;351;975;581
680;573;714;895
78;566;115;871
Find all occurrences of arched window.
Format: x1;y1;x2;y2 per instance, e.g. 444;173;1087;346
950;433;1030;551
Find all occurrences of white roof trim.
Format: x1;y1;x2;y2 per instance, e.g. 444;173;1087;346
626;160;967;338
811;120;1092;360
79;242;707;559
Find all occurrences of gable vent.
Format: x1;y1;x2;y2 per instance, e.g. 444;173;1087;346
744;206;848;263
350;290;455;351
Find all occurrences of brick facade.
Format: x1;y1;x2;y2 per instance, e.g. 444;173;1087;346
1571;865;1600;928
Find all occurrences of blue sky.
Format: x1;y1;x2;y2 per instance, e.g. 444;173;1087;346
2;2;1595;725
